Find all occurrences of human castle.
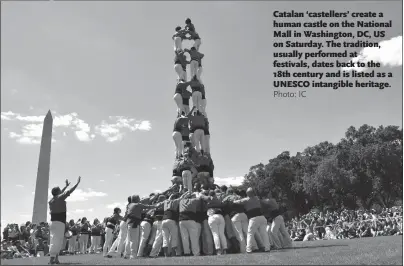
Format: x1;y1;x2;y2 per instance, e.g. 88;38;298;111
171;18;215;192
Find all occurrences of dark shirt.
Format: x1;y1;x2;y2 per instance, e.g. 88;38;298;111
189;113;206;130
174;117;190;137
49;190;72;223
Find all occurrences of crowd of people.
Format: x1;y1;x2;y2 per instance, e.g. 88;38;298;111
286;207;403;241
2;184;293;262
2;190;402;262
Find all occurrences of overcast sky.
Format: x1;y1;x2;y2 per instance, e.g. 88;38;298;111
1;1;402;227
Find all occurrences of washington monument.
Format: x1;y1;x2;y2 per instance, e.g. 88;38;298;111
32;110;53;224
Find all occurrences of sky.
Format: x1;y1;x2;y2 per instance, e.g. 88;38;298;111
1;1;402;228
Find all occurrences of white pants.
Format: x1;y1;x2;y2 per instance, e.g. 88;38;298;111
103;227;114;256
162;219;179;249
68;235;77;253
173;131;183;157
231;213;249;253
79;234;89;253
182;170;193;192
246;216;270;252
208;214;227;250
192;128;205;152
193;39;202;50
137;221;152;257
49;221;65;257
190;60;199;79
149;221;163;257
90;235;101;252
174;64;187;81
192;91;203;114
124;225;140;258
109;221;127;255
179;220;200;256
173;37;182;52
271;215;292;248
36;251;45;257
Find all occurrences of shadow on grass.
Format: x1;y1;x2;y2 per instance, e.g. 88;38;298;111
275;244;349;251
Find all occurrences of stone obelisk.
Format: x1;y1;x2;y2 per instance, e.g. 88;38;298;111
32;110;53;224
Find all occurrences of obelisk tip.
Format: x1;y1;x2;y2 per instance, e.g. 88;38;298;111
45;110;53;119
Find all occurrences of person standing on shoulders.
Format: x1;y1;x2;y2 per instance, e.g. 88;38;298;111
172;26;189;52
185;18;202;51
48;177;81;265
189;109;206;154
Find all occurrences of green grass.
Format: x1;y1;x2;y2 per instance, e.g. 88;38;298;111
2;236;402;265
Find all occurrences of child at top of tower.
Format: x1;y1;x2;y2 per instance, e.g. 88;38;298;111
185;18;195;33
185;18;202;51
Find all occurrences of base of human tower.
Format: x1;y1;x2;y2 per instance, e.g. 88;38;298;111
171;143;216;194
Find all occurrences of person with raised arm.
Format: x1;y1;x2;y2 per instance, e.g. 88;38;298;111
173;80;192;116
185;18;202;51
173;106;195;158
174;50;190;81
48;177;81;265
189;109;206;154
184;48;204;82
172;26;189;53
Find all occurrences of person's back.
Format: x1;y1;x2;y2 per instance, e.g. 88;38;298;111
174;116;190;137
163;198;180;221
126;203;143;223
179;198;198;221
189;112;205;130
237;196;262;219
206;197;224;216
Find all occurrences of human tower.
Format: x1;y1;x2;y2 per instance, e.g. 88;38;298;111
171;18;215;193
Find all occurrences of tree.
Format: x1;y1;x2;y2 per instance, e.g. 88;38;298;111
241;124;402;215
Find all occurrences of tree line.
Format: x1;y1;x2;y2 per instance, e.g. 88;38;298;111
239;124;403;217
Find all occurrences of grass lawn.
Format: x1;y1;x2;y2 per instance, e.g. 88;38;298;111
2;236;402;265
